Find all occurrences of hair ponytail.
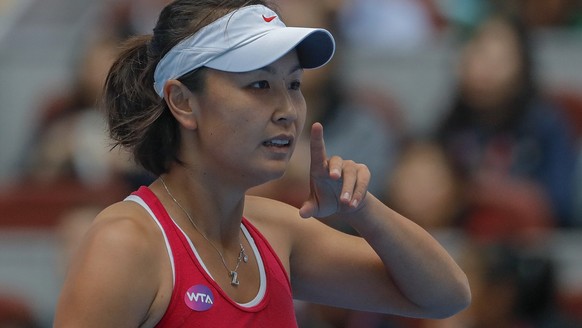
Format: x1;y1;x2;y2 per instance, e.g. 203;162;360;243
103;35;180;175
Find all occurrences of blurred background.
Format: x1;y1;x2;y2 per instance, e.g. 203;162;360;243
1;0;582;327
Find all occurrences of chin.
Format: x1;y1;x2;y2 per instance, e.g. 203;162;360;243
240;156;290;187
250;166;287;187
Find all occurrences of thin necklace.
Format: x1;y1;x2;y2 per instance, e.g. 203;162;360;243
159;176;248;286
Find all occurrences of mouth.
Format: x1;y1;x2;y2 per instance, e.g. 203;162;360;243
262;135;293;149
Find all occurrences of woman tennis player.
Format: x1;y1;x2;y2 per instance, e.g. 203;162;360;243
54;1;470;326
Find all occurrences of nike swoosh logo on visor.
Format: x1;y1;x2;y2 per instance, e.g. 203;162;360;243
262;15;277;22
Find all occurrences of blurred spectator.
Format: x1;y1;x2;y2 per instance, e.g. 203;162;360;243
385;140;462;231
434;14;579;237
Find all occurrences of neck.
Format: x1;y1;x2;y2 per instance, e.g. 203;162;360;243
156;169;245;246
158;174;252;287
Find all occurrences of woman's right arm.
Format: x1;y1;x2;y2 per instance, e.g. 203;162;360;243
54;203;164;328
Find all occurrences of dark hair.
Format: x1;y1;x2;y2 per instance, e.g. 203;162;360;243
103;0;273;176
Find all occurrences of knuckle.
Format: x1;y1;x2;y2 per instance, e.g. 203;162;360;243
357;163;369;170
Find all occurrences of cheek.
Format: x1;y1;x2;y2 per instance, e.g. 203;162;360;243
201;91;253;126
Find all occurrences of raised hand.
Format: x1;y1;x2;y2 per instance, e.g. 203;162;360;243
299;122;371;219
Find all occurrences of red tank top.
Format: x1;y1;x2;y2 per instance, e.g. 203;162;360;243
127;186;298;327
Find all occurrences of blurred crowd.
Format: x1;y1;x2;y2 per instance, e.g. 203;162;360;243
1;0;582;327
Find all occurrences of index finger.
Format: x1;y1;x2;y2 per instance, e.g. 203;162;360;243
309;122;329;172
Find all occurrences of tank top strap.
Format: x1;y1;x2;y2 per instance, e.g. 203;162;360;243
241;217;291;291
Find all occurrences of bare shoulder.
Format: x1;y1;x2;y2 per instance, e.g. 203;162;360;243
243;195;320;236
242;195;341;243
80;199;168;293
55;200;169;327
243;195;340;234
241;195;339;259
242;196;306;269
87;200;162;257
244;195;302;223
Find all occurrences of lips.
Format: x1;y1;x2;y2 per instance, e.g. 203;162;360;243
262;135;293;148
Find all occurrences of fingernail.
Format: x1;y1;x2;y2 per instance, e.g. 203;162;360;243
342;192;350;201
351;199;359;208
331;169;341;177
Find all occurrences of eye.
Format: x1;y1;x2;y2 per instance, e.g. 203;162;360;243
250;80;270;89
289;81;301;91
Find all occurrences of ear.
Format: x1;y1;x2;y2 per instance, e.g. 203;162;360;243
164;80;199;130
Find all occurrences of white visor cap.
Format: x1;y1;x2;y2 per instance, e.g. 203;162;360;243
153;4;335;97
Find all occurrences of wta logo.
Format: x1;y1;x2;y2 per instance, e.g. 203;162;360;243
184;285;214;311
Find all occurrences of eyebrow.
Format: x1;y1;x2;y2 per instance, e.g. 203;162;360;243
259;64;303;75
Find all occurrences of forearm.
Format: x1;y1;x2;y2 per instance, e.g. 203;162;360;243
339;194;471;317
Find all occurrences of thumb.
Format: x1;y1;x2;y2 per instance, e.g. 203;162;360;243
299;199;316;219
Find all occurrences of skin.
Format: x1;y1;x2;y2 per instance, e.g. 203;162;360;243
54;51;471;327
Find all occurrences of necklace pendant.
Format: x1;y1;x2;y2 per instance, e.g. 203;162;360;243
230;271;240;286
240;245;248;263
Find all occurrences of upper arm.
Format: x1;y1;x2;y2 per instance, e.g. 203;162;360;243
288;216;417;314
54;203;164;327
244;196;418;315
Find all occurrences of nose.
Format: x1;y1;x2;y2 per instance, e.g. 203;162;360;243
272;86;299;124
